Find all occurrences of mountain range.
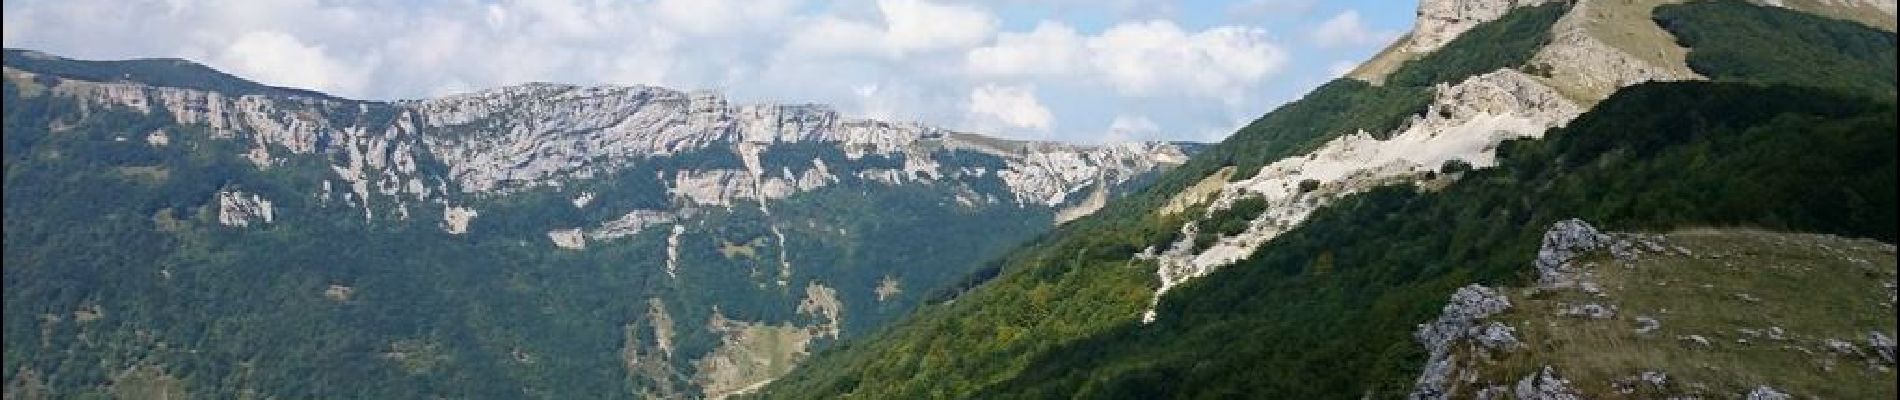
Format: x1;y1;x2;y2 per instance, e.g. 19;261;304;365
2;46;1191;398
4;0;1897;399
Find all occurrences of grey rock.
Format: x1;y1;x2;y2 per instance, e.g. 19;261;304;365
1678;335;1712;348
1560;303;1616;319
1536;219;1610;289
1513;366;1582;400
1612;370;1669;394
1825;338;1861;355
1474;322;1522;351
217;190;275;228
1869;331;1895;365
1473;386;1511;400
1409;285;1515;400
1745;385;1790;400
1635;316;1661;334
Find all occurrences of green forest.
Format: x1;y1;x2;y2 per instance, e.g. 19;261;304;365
756;2;1897;398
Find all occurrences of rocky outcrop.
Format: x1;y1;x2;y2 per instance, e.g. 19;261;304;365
415;83;1187;208
10;60;1185;236
1410;285;1517;400
1513;366;1583;400
1140;70;1580;323
1409;222;1899;398
1408;220;1625;399
588;209;679;242
1746;385;1791;400
1527;0;1703;102
1535;218;1610;290
1871;331;1897;365
1409;0;1563;53
216;190;274;227
548;229;586;250
441;206;477;235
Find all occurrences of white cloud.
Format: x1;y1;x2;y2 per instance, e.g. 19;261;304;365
965;21;1085;77
215;30;372;94
1227;0;1318;19
1106;115;1161;142
1;0;1401;144
965;19;1291;101
880;0;998;53
788;0;998;57
1326;60;1359;77
967;84;1054;132
786;17;890;55
649;0;797;37
1089;21;1288;99
1310;10;1397;48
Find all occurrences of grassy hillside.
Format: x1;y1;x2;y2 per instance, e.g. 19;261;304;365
1461;229;1896;398
757;2;1897;398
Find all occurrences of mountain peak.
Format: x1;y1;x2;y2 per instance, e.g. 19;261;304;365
1409;0;1562;54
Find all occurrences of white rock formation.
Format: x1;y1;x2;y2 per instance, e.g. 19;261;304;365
1409;0;1563;53
14;60;1184;238
589;209;679;241
145;130;169;147
414;83;1187;207
548;228;586;250
1140;70;1581;322
665;225;686;279
442;206;477;235
217;190;275;227
1527;0;1703;102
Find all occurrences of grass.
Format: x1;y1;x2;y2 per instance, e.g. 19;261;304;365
1476;229;1897;398
1575;0;1696;82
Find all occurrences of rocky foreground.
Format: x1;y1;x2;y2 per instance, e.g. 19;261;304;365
1412;220;1898;399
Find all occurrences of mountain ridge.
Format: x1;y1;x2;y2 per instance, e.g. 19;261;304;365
753;0;1897;398
2;46;1193;398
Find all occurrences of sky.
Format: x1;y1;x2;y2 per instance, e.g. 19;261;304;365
1;0;1415;144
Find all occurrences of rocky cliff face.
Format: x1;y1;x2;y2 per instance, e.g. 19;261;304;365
1409;0;1563;53
5;58;1187;232
2;50;1193;399
1142;68;1583;321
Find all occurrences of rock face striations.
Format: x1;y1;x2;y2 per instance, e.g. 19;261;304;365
3;55;1187;234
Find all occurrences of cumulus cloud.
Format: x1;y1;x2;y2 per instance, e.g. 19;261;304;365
1089;21;1289;99
649;0;798;37
788;0;997;57
0;0;1397;144
967;84;1054;132
966;19;1290;101
1227;0;1319;19
216;30;373;94
965;21;1086;77
880;0;998;53
1106;115;1161;142
1309;10;1398;48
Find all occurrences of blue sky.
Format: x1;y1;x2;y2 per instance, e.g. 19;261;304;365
1;0;1416;144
